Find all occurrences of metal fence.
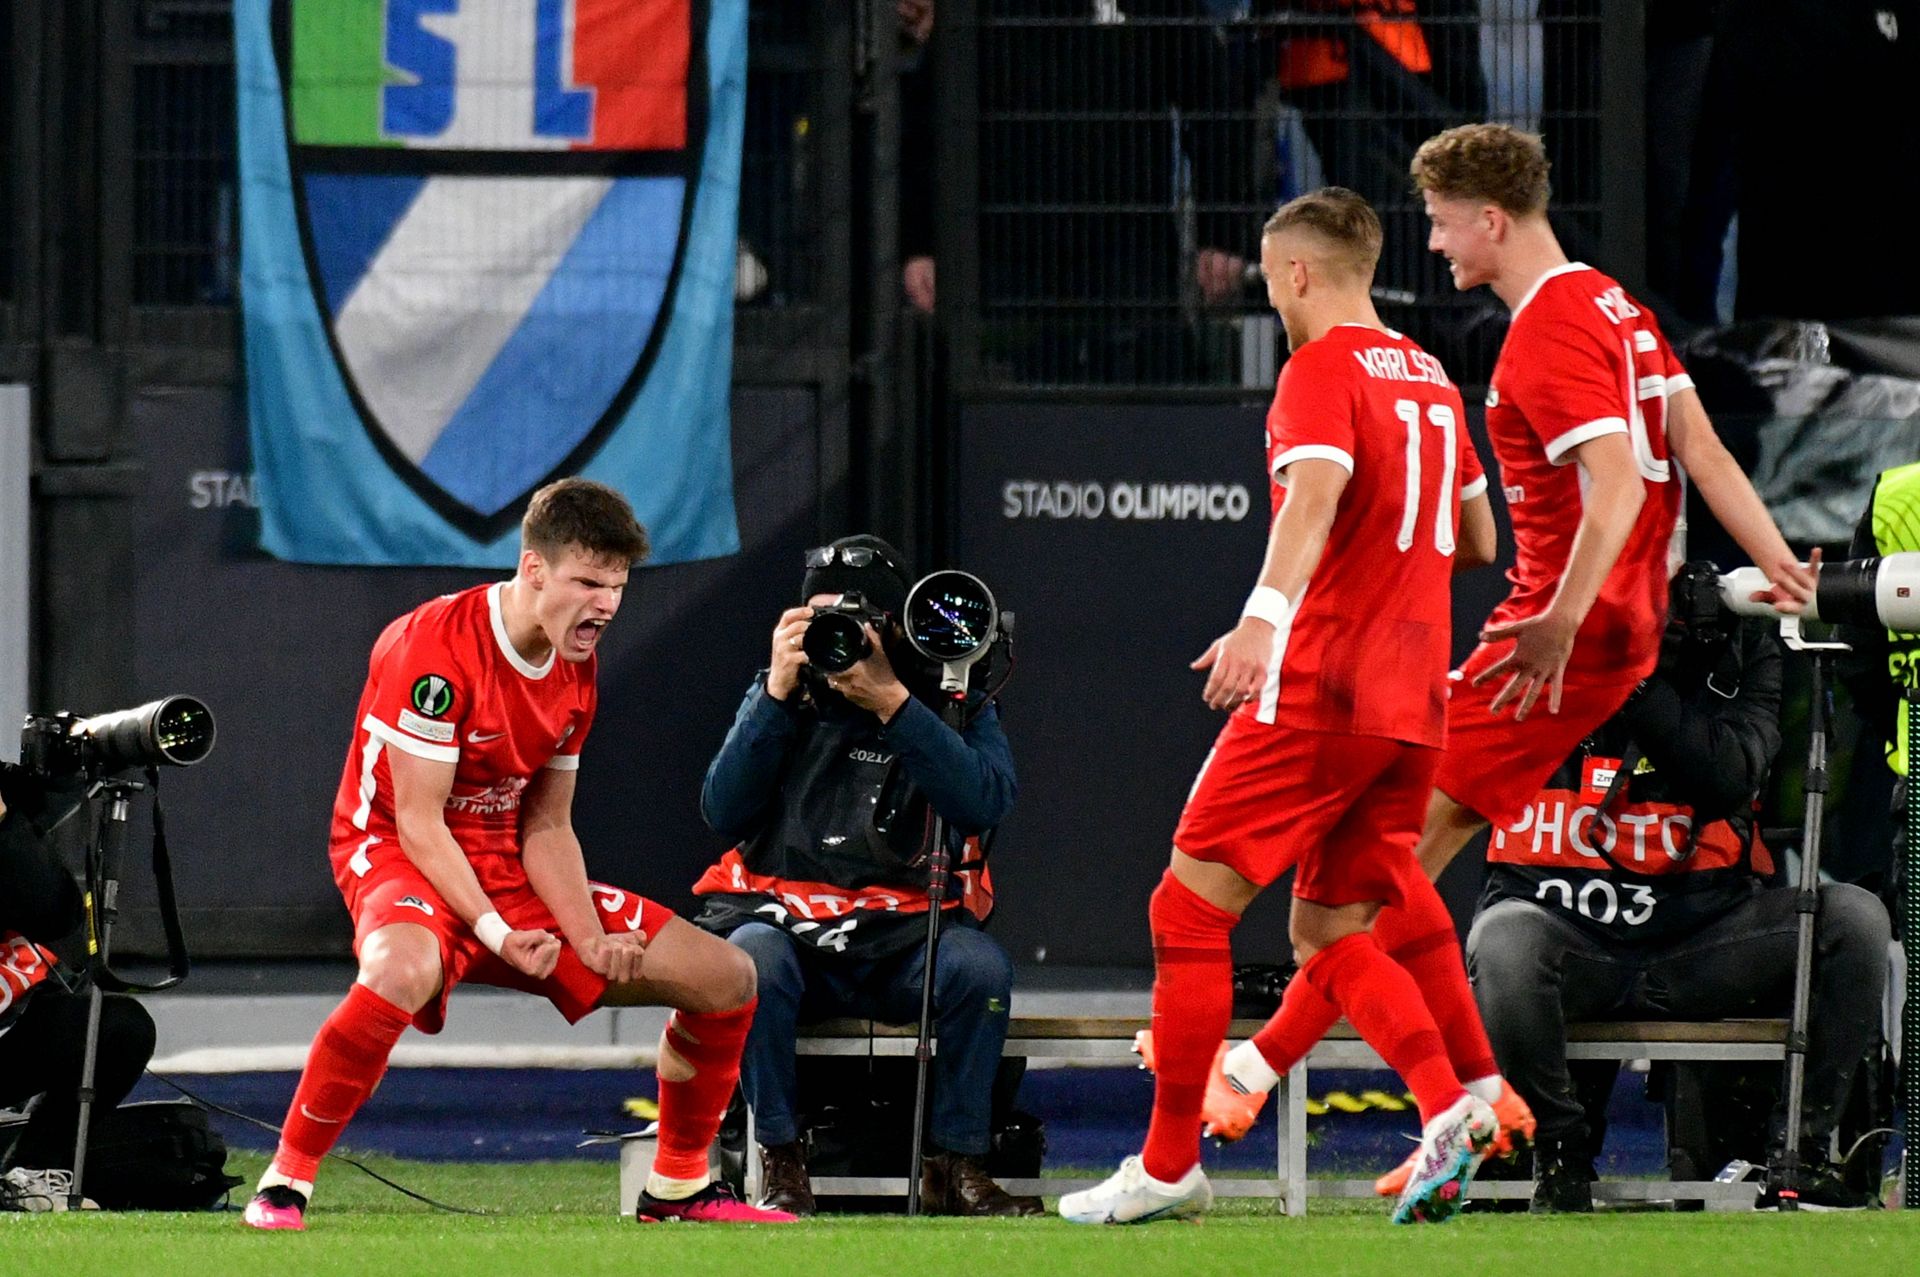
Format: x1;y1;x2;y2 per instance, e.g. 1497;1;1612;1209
961;0;1627;391
131;2;237;310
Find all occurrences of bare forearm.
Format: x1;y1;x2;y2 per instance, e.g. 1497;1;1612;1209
1257;500;1336;602
396;819;500;928
1690;434;1796;570
521;831;601;945
1549;472;1644;625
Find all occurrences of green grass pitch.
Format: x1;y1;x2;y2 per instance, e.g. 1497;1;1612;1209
2;1153;1916;1277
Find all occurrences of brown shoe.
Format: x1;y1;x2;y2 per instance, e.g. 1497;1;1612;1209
756;1141;816;1217
919;1150;1044;1217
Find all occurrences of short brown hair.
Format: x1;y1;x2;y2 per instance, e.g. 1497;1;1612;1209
1261;187;1382;281
521;478;650;566
1410;123;1551;216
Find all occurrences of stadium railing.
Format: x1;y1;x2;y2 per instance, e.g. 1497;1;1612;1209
681;1015;1787;1212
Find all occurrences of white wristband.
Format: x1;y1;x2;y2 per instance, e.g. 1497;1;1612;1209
1242;585;1292;629
474;911;511;956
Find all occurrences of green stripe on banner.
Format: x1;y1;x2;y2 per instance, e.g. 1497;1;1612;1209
290;0;397;146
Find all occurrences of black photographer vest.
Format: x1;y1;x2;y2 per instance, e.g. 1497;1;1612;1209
691;697;993;961
1479;642;1770;947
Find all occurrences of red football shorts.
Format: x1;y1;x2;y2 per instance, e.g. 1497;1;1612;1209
340;844;676;1034
1173;716;1438;908
1435;640;1640;829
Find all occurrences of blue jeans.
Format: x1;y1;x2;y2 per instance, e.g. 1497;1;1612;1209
726;920;1014;1156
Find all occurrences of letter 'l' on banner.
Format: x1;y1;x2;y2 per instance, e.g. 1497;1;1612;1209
236;0;744;567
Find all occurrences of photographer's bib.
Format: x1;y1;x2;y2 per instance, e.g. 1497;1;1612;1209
1481;775;1769;946
691;699;995;960
0;931;58;1035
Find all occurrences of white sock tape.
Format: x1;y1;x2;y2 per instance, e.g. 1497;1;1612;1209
1241;585;1292;628
474;911;511;956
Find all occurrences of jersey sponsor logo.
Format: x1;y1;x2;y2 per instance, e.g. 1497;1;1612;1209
395;895;436;917
411;673;456;717
446;775;530;816
1503;483;1525;505
273;0;704;533
467;729;507;744
398;707;457;743
1485;386;1499;408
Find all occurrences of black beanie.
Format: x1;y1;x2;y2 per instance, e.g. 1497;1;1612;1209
801;533;911;617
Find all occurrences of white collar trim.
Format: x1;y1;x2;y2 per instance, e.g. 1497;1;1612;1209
489;582;555;680
1334;322;1403;339
1511;261;1591;319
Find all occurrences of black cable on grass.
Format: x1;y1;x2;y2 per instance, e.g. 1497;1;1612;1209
147;1071;492;1216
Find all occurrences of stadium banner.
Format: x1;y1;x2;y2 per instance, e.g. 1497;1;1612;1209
235;0;744;567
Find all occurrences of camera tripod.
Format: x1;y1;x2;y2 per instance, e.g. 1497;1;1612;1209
64;773;190;1210
1771;617;1848;1212
906;694;971;1218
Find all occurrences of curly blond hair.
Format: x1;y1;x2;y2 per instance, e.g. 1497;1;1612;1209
1410;124;1551;217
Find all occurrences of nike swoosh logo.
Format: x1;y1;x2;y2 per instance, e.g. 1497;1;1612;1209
467;730;506;744
299;1105;344;1125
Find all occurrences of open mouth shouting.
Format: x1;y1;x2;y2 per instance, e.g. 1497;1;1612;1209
568;616;609;658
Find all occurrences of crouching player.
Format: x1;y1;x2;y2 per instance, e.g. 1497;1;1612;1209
1061;188;1510;1226
244;480;795;1229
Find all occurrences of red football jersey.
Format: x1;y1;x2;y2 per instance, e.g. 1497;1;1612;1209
328;582;597;887
1484;262;1689;682
1252;323;1483;746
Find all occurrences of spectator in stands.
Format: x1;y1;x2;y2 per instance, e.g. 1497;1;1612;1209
900;0;938;313
1467;563;1891;1212
0;766;155;1212
691;535;1035;1217
1195;3;1488;321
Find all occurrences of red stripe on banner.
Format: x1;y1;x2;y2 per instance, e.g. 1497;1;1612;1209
572;0;690;152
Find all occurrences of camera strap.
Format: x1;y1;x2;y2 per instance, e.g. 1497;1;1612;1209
1584;743;1701;877
92;768;190;994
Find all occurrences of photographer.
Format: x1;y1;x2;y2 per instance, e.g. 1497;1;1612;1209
691;535;1034;1217
1466;562;1891;1212
0;766;155;1211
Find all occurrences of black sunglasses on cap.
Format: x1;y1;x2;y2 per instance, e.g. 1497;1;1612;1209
803;544;897;572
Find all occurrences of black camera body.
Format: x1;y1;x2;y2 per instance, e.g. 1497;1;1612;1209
1669;560;1729;651
20;697;217;780
803;592;891;675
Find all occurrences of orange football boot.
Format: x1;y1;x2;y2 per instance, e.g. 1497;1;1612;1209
1132;1030;1270;1141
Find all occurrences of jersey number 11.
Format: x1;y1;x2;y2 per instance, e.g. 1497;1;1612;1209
1394;399;1458;556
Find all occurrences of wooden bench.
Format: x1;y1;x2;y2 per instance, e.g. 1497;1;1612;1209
744;1014;1788;1211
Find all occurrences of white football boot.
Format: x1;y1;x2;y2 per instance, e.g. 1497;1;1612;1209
1058;1155;1213;1225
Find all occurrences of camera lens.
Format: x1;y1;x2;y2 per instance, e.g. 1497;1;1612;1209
802;612;872;674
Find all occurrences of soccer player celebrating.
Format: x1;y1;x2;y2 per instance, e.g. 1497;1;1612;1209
1185;124;1818;1203
1408;122;1812;879
243;480;794;1230
1061;188;1503;1227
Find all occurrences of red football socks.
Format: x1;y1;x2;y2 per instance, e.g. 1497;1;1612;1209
271;982;414;1183
653;1000;757;1181
1373;872;1501;1085
1250;969;1341;1075
1139;871;1238;1183
1297;931;1465;1123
